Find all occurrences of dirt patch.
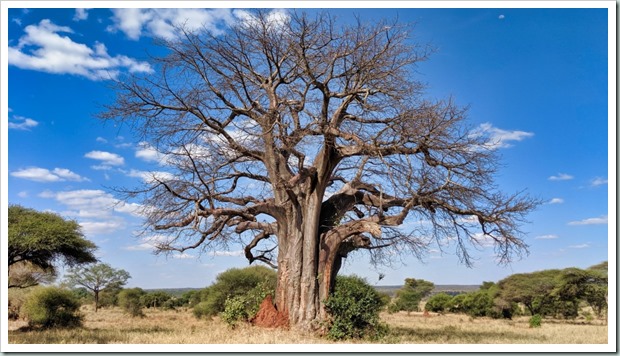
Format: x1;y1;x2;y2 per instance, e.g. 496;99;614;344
251;295;289;329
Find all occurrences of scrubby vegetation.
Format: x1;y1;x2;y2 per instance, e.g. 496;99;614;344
324;276;388;340
21;287;83;329
192;266;277;320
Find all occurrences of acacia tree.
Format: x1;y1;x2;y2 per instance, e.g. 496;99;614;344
102;11;538;329
64;263;130;312
8;204;97;288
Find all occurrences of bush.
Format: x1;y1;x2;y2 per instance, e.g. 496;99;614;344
529;314;542;328
324;275;388;340
425;293;453;313
461;290;493;317
21;287;82;328
140;291;173;309
221;282;272;328
192;300;216;319
388;278;434;314
118;288;146;317
193;266;277;319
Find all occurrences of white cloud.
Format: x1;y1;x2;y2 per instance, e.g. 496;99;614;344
498;14;506;19
208;250;244;257
548;198;564;204
568;244;590;249
8;19;152;80
73;8;90;21
126;169;174;184
39;189;143;236
470;123;534;150
11;167;89;182
548;173;573;181
124;234;169;251
172;253;196;259
17;191;29;198
108;8;236;40
96;137;108;144
85;150;125;167
568;215;608;226
535;234;559;240
233;9;289;30
591;177;608;187
135;142;166;164
8;115;39;130
79;220;125;235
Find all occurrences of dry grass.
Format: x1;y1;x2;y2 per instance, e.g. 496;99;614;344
382;311;608;344
8;306;608;345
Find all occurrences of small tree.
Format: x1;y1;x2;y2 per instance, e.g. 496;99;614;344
389;278;434;313
425;293;453;313
497;270;561;316
64;263;130;312
8;205;97;288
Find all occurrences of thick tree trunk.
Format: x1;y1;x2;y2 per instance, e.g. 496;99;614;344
273;186;340;330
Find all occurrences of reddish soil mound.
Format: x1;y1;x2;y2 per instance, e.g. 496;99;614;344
252;295;289;329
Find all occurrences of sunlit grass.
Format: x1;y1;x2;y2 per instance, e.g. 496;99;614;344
8;307;608;344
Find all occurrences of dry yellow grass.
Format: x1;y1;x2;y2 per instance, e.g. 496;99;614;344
382;311;608;344
8;306;608;345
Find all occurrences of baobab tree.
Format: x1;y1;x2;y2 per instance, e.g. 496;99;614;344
102;10;538;330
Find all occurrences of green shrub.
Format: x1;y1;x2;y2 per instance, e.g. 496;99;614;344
388;278;434;314
193;300;216;319
140;291;173;309
118;288;146;317
529;314;542;328
21;287;82;328
221;282;272;328
425;293;453;313
192;266;277;319
461;290;493;317
323;275;388;340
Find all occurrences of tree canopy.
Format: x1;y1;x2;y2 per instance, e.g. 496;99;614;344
101;10;539;328
8;204;97;288
64;263;130;312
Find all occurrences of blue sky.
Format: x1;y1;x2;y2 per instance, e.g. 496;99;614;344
3;4;613;289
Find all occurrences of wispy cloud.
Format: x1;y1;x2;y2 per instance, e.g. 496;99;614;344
470;123;534;149
39;189;143;236
548;198;564;204
8;115;39;130
126;169;174;184
590;177;608;187
172;253;196;259
568;215;608;226
11;167;89;182
535;234;559;240
73;8;90;21
8;19;152;80
208;250;244;257
548;173;574;181
568;243;590;249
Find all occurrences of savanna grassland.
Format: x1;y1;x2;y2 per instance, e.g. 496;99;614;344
8;306;607;344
